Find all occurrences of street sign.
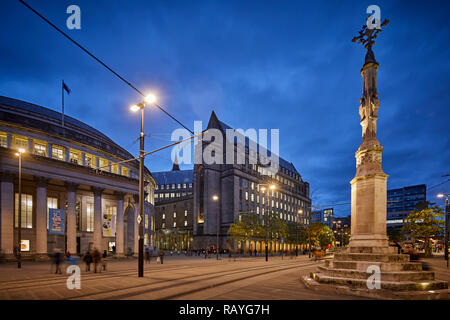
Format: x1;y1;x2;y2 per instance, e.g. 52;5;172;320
137;215;142;224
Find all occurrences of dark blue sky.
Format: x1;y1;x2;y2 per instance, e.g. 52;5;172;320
1;0;449;216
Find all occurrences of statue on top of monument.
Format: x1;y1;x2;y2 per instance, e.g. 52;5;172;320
353;16;389;149
352;18;389;64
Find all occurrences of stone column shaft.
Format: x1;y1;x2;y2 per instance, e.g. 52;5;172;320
93;188;104;250
116;193;125;256
35;178;48;256
66;183;77;254
0;173;14;255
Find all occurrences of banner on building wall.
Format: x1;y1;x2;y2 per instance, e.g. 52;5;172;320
102;213;116;237
49;209;65;235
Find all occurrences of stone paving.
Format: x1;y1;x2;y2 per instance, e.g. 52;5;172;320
0;254;447;300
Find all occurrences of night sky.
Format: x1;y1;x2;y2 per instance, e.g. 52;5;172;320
1;0;449;216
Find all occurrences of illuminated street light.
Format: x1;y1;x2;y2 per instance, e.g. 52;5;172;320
129;93;157;277
213;195;219;259
258;183;277;261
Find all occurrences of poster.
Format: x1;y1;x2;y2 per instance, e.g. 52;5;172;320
20;240;30;252
102;212;116;237
49;208;65;235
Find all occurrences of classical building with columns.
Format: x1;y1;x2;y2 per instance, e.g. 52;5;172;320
0;96;155;261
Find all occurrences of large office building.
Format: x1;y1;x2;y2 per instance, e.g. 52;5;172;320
193;112;311;252
386;184;427;231
0;96;156;261
152;112;312;253
310;208;334;227
153;165;194;250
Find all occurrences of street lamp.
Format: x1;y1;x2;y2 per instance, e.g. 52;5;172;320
130;93;157;277
437;193;449;268
296;209;303;257
212;195;219;260
259;183;276;262
15;148;25;269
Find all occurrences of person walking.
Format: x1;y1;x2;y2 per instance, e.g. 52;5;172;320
92;248;101;273
83;250;92;272
102;250;108;271
53;250;62;274
145;248;150;264
159;250;165;264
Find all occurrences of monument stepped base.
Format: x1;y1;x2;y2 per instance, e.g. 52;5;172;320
301;246;449;300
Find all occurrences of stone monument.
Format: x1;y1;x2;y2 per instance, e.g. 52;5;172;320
302;18;449;299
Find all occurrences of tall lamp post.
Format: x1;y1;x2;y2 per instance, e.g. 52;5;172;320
296;209;303;257
437;193;449;268
130;93;156;277
15;148;25;269
212;195;219;260
259;183;276;262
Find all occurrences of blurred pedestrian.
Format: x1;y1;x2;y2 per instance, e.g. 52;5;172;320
92;248;101;273
145;248;150;264
83;250;92;271
53;250;62;274
102;250;108;271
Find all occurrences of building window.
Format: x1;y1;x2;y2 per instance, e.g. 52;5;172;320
245;192;249;201
69;149;81;164
184;210;188;217
173;222;176;228
13;136;28;151
0;132;7;147
183;183;186;189
86;203;94;232
85;154;96;168
251;193;254;202
111;163;119;174
99;158;109;171
122;167;129;177
184;220;188;226
33;141;47;156
160;185;164;190
162;222;166;229
173;212;176;218
170;193;175;198
15;193;33;228
52;145;65;160
189;183;192;188
47;197;58;229
172;184;175;189
162;213;165;220
177;184;181;189
165;193;169;198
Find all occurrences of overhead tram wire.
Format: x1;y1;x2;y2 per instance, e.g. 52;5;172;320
18;0;194;135
94;131;205;172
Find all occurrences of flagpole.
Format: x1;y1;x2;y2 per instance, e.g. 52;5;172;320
62;80;65;127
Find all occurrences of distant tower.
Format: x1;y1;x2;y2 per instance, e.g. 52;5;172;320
172;154;180;171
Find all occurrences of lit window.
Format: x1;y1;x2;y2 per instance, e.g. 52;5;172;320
69;149;81;164
184;210;188;216
33;141;47;156
15;193;33;228
85;154;96;168
165;193;169;198
173;222;176;228
122;167;129;177
177;184;181;189
0;132;7;148
86;203;94;232
172;184;175;189
162;213;165;219
111;163;119;174
162;222;166;229
245;192;248;201
170;193;175;198
184;220;187;226
183;183;186;189
99;158;109;171
13;136;28;151
52;145;65;160
189;183;192;188
173;212;176;218
47;197;58;229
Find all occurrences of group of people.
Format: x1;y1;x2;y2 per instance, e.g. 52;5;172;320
82;248;108;273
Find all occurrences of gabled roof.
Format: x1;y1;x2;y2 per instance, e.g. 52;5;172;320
206;111;300;175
